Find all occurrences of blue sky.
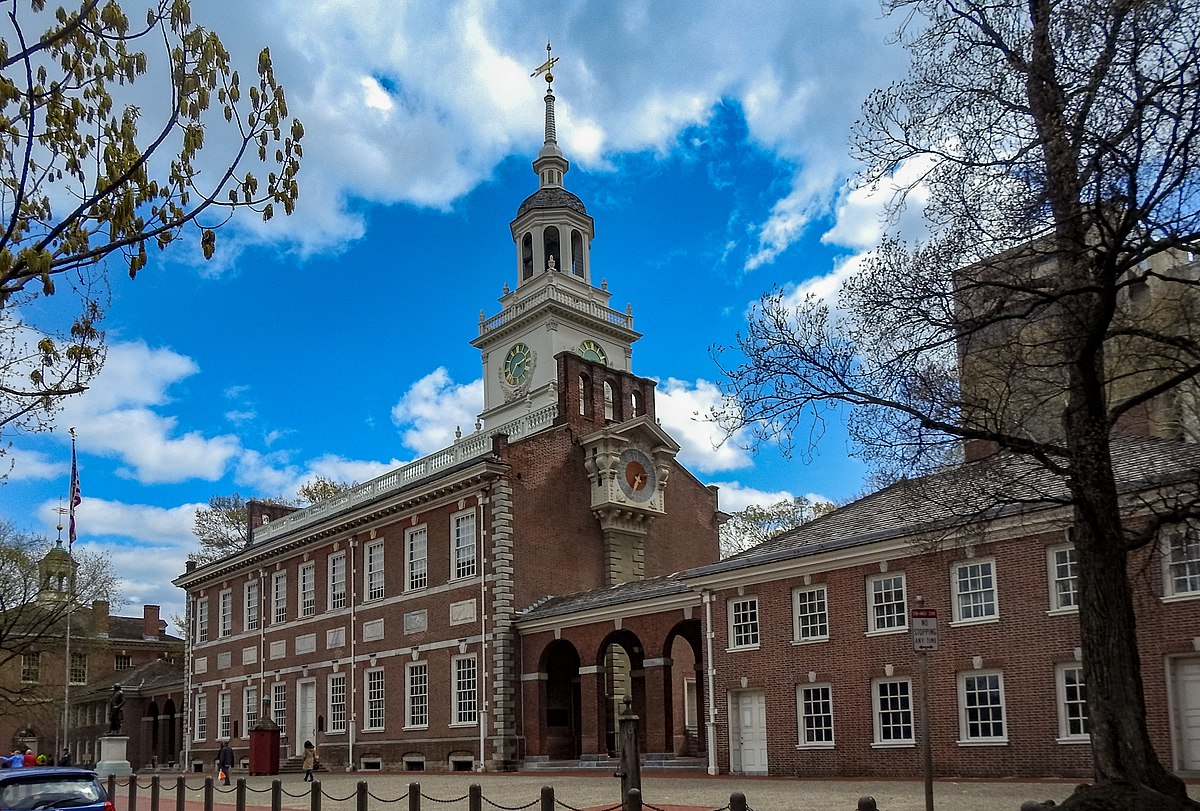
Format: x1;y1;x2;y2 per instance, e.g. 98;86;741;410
2;1;919;620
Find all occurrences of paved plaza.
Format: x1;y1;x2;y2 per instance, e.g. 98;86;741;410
110;770;1200;811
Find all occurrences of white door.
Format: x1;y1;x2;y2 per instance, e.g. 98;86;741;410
729;690;768;774
296;680;317;757
1175;658;1200;772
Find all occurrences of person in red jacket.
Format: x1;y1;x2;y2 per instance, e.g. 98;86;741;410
22;749;36;767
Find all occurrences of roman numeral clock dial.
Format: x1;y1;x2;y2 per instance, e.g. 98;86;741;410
503;342;533;386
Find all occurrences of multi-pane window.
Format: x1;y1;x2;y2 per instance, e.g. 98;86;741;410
873;678;914;744
952;559;997;622
219;590;233;637
1057;665;1089;740
959;671;1007;742
196;596;209;643
244;687;258;734
218;691;232;739
328;553;347;610
300;562;316;617
406;662;429;728
115;655;132;671
21;652;39;683
245;580;260;631
1167;528;1200;596
797;684;834;747
453;655;478;725
272;572;287;624
793;585;829;642
406;527;428;591
365;669;385;730
328;674;347;733
729;597;760;649
453;512;477;579
69;653;87;685
366;540;385;601
195;695;207;741
868;574;907;632
272;682;287;729
1048;545;1079;610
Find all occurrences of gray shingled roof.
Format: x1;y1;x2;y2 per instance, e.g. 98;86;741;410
691;434;1200;578
516;186;587;217
76;658;184;702
518;572;692;622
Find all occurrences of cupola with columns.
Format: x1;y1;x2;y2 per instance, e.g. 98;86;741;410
472;44;641;429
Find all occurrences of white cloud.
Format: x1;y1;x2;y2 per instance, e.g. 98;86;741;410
37;496;202;545
58;342;242;484
4;448;65;481
654;377;752;474
391;368;484;455
709;481;835;514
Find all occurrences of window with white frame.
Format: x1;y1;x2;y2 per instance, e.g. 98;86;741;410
21;652;39;683
452;511;477;579
873;678;913;745
365;669;385;730
868;573;907;632
406;661;428;728
115;654;133;670
196;596;209;643
245;580;259;631
328;552;347;610
452;655;478;725
69;653;87;685
797;684;834;747
952;559;997;622
218;691;232;739
1166;527;1200;597
406;526;428;591
328;673;346;733
194;695;207;740
728;597;760;649
219;590;233;637
958;671;1007;743
1047;544;1078;611
272;571;287;624
1056;664;1089;740
793;585;829;642
272;682;287;729
243;686;258;734
366;540;385;601
299;562;316;617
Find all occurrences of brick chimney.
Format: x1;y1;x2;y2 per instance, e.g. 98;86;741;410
143;605;161;640
91;600;110;637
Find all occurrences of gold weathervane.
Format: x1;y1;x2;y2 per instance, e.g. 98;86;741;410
530;41;558;87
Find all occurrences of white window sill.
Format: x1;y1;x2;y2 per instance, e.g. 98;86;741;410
360;728;384;734
726;644;761;653
870;741;914;749
791;636;830;646
865;627;907;637
956;738;1008;746
1161;591;1200;604
448;721;478;729
1045;606;1078;617
949;616;999;628
403;725;429;732
795;743;835;750
1055;736;1090;745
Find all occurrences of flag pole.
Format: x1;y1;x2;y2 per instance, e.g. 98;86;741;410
62;427;81;763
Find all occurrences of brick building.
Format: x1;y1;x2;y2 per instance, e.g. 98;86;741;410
1;542;184;770
172;77;722;773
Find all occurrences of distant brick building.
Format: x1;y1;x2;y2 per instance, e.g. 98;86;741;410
1;547;184;770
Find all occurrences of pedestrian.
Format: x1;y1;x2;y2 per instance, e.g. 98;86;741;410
22;749;36;767
1;750;21;768
58;749;71;767
215;742;235;786
301;741;317;782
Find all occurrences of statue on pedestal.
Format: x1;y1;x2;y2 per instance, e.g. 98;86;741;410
108;685;125;734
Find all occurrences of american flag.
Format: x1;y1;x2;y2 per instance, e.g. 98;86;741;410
68;437;81;549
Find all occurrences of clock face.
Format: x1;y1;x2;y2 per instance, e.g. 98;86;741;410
579;339;608;364
504;342;533;385
617;448;657;503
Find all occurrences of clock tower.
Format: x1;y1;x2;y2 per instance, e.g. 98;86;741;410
472;50;640;429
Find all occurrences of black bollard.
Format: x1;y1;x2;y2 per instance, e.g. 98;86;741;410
729;791;747;811
408;782;420;811
271;780;281;811
857;797;878;811
309;780;321;811
540;785;554;811
356;781;368;811
469;784;482;811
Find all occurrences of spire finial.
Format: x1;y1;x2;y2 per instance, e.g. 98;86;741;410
530;41;558;92
530;42;560;146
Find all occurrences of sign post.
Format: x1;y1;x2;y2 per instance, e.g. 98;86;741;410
911;598;937;811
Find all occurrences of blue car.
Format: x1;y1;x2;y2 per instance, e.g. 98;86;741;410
0;768;112;811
